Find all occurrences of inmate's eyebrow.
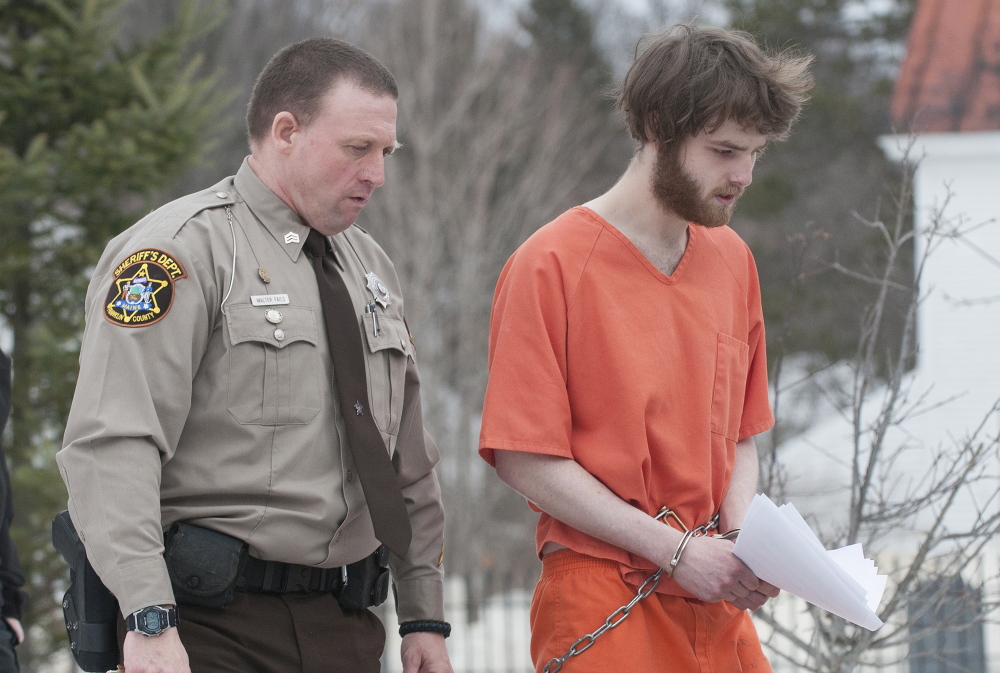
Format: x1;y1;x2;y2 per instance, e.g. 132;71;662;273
713;139;769;153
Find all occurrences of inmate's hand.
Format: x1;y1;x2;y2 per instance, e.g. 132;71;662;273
671;536;779;611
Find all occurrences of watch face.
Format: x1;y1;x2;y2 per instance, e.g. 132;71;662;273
128;606;174;636
142;609;163;633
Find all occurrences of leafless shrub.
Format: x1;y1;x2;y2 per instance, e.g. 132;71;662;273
358;0;622;575
757;139;1000;672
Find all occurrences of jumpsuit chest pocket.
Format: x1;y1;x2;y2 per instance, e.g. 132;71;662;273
710;332;750;442
225;304;321;425
362;313;412;439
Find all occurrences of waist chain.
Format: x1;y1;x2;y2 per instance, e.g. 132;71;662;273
542;508;738;673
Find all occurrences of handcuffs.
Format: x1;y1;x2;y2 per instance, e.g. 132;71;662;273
656;507;740;577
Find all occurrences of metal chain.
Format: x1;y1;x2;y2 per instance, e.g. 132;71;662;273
541;509;720;673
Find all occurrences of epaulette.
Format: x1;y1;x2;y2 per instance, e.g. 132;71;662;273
100;181;242;328
133;180;240;239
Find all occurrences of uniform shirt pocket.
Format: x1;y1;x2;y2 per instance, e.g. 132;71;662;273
710;332;750;442
225;304;321;425
362;313;412;439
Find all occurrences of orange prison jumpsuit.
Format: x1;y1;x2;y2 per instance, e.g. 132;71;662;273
480;207;775;672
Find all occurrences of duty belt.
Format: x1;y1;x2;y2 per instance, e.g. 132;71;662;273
237;556;348;594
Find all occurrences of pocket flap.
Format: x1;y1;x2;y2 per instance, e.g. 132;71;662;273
226;304;318;349
363;314;412;358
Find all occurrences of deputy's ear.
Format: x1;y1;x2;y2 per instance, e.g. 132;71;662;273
270;111;300;154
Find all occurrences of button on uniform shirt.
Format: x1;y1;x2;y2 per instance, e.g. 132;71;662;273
57;159;445;621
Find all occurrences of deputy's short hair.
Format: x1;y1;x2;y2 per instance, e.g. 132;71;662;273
617;24;813;148
246;38;398;144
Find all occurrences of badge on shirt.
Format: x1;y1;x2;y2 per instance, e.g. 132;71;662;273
103;249;187;327
365;272;391;308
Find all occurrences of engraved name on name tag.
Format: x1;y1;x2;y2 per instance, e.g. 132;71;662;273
250;294;290;306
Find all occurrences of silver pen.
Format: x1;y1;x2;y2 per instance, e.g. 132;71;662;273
365;303;381;337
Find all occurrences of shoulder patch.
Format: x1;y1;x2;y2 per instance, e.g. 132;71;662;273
103;249;187;327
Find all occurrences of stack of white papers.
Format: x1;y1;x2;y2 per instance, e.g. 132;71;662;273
732;494;887;631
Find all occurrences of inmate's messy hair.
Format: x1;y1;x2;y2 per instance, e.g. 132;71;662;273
616;24;814;148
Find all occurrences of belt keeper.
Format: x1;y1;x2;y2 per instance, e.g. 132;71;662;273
668;530;695;578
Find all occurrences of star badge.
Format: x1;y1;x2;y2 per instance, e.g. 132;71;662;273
365;272;392;308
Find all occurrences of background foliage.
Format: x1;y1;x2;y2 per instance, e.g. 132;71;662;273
0;0;227;667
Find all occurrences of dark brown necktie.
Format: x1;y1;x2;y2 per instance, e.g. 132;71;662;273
303;229;412;558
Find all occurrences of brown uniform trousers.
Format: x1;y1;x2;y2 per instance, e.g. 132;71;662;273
120;591;385;673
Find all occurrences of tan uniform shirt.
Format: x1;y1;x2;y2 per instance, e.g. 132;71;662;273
57;160;445;621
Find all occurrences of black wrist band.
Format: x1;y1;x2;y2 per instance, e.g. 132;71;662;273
399;619;452;638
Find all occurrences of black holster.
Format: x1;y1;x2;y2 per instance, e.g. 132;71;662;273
51;510;119;673
339;545;390;611
164;521;248;608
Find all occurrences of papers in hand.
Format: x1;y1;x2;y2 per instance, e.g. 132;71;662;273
732;494;886;631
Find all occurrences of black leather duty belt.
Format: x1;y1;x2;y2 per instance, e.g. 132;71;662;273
237;556;347;594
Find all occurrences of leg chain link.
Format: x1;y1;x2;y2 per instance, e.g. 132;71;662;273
541;509;719;673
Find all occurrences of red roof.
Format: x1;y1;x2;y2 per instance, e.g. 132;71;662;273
892;0;1000;133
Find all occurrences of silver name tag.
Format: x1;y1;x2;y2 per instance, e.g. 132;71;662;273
251;294;290;306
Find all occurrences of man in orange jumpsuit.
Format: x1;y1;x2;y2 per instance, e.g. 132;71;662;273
479;24;813;672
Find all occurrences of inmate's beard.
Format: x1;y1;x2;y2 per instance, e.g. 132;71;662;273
651;144;742;228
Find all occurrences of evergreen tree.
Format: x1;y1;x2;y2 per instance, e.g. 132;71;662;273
0;0;225;667
518;0;631;204
519;0;612;93
721;0;918;367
